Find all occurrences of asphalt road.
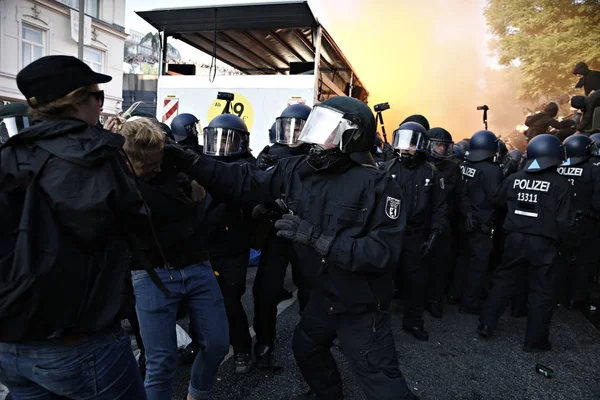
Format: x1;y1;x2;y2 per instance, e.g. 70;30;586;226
166;266;600;400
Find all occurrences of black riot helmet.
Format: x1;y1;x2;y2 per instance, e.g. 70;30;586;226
524;134;566;172
589;133;600;155
392;122;428;153
203;113;249;157
455;140;470;153
0;103;31;144
467;130;499;162
509;149;523;162
276;104;311;146
426;127;454;159
401;114;430;131
298;96;376;165
563;134;597;165
452;144;466;161
171;113;199;143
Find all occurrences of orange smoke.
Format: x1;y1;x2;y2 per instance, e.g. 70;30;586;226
319;0;516;142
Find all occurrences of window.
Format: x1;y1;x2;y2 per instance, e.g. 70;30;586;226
84;47;103;73
57;0;99;19
22;25;44;67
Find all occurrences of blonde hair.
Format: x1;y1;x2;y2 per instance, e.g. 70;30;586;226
30;86;92;120
119;117;165;165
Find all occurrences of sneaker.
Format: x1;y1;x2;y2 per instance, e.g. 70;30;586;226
234;352;252;374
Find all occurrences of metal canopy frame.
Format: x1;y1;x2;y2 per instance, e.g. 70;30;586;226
136;0;369;103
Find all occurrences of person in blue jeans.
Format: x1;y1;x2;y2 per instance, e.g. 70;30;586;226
115;117;229;400
0;57;149;399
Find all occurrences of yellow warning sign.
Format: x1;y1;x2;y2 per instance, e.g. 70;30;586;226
207;92;254;131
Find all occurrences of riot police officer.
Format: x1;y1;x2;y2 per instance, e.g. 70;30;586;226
252;104;312;370
0;103;30;144
424;127;459;318
166;96;419;400
479;134;573;352
202;114;256;373
457;130;503;314
171;113;203;154
556;135;600;310
452;144;466;163
385;122;447;340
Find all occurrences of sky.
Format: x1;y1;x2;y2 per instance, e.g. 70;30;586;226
125;0;506;136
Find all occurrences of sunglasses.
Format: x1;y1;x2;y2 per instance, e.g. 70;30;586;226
90;90;104;107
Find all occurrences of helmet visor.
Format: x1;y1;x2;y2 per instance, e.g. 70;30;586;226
427;139;454;159
392;128;426;151
275;117;306;146
298;105;358;150
0;116;30;139
203;127;246;156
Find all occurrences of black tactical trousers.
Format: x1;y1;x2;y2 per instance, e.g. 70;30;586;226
213;251;252;354
481;233;558;346
292;293;416;400
397;231;427;328
253;233;309;348
449;222;470;299
462;229;494;309
427;227;454;304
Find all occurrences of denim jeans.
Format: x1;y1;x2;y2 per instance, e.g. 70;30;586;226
132;263;229;400
0;328;145;400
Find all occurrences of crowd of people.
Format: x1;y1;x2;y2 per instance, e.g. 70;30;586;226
0;55;599;400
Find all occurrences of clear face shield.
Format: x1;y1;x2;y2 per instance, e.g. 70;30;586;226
427;139;454;159
298;105;359;151
203;127;247;156
275;117;306;147
392;128;426;152
0;116;30;141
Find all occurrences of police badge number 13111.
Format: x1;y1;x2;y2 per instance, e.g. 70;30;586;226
513;178;550;218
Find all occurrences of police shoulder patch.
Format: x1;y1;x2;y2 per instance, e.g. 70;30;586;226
439;177;445;190
385;196;401;220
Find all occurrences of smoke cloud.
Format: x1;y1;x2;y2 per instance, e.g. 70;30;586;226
319;0;523;143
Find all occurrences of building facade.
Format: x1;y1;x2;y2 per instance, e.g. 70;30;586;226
0;0;127;115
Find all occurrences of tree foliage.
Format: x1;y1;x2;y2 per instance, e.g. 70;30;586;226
485;0;600;101
139;32;181;61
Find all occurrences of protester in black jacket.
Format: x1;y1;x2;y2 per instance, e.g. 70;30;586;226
524;103;560;141
0;56;147;399
571;91;600;133
118;118;229;400
574;62;600;95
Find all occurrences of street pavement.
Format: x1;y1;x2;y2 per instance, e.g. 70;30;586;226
165;266;600;400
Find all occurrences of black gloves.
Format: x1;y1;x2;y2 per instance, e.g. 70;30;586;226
421;229;441;257
257;146;279;171
465;212;475;233
274;214;335;256
163;141;200;172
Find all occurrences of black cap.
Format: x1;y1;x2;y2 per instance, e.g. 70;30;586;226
16;55;112;107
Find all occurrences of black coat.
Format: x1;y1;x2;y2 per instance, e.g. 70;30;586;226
459;159;503;227
524;113;559;141
0;119;145;340
188;155;406;314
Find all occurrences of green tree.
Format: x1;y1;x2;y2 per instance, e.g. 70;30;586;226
485;0;600;101
139;32;181;61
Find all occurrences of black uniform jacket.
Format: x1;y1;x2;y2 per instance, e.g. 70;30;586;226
188;155;406;314
385;157;447;233
460;160;503;228
493;169;573;243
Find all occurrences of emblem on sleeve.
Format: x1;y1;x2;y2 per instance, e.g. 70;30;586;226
439;177;445;190
385;196;401;220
